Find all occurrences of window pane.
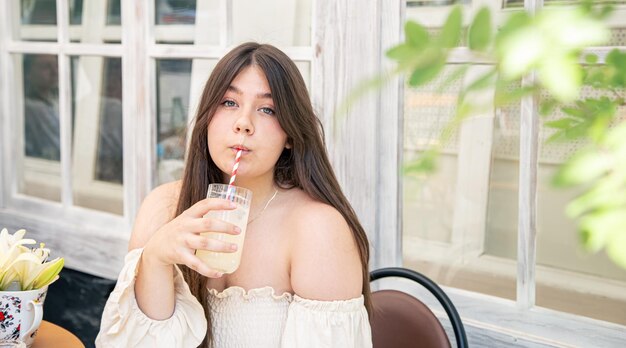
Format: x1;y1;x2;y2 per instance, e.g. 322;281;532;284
71;56;124;215
402;65;517;300
484;83;522;299
18;53;61;202
156;59;193;185
68;0;122;43
67;0;121;25
156;0;196;25
107;0;121;25
154;0;312;46
18;0;58;41
231;0;312;46
535;87;626;325
407;0;470;7
155;0;214;45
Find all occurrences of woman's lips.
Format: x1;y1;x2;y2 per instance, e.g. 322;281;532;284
231;146;250;154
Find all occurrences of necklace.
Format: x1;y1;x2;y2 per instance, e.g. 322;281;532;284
247;189;279;225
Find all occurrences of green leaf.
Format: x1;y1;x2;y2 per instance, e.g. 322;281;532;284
606;49;626;87
561;106;586;119
499;27;546;79
606;227;626;269
566;185;626;218
598;4;615;20
435;64;469;93
579;210;626;253
468;7;492;52
404;150;438;175
552;149;610;187
408;59;446;87
386;44;419;61
464;69;497;93
538;53;582;102
545;118;577;130
494;85;535;107
585;53;598;64
440;5;463;48
405;21;430;48
31;258;64;290
497;11;531;40
538;8;608;48
539;98;558;116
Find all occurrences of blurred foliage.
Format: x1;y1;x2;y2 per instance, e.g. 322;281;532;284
385;1;626;268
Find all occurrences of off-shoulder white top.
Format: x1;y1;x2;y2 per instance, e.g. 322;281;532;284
95;249;372;348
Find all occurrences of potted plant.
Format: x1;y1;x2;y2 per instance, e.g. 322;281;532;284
0;228;64;347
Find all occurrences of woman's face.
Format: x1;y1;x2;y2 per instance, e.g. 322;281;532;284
207;65;290;182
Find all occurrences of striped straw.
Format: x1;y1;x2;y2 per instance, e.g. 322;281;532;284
227;135;246;197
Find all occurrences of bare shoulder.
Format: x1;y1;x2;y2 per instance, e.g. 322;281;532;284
128;180;182;250
286;189;363;300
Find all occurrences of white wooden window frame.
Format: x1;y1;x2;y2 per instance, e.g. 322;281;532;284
0;0;129;279
373;0;626;346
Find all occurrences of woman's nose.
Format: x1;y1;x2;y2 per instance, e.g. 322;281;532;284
233;112;254;135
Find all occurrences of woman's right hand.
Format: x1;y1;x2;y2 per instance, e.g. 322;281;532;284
142;198;240;278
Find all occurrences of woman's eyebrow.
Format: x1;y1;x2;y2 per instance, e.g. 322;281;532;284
227;85;272;99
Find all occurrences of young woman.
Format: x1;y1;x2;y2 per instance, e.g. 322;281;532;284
96;42;372;348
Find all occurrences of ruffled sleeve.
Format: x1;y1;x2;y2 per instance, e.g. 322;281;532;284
280;295;372;348
95;248;207;348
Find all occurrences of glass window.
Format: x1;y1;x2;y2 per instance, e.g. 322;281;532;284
106;0;121;25
484;81;521;263
402;65;517;300
67;0;121;26
156;0;197;25
535;87;626;325
407;0;470;6
70;55;124;215
17;0;58;41
21;0;57;25
156;59;194;185
68;0;122;43
231;0;312;46
17;53;61;202
154;0;312;46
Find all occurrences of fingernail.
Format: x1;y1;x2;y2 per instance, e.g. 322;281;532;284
234;226;241;234
216;272;223;277
230;202;236;208
230;244;238;251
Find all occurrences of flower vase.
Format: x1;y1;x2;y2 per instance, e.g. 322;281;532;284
0;286;48;347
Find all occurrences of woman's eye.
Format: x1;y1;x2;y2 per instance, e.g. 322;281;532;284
260;107;275;115
223;100;236;107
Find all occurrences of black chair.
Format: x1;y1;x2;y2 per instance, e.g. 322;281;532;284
370;267;468;348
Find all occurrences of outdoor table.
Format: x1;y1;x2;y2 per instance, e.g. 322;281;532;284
31;320;85;348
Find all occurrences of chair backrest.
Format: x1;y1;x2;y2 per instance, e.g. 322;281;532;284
371;289;450;348
370;267;468;348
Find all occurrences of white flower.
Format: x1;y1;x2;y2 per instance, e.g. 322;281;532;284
0;228;64;291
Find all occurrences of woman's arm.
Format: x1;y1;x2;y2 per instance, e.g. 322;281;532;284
289;201;363;300
282;201;372;348
130;181;240;320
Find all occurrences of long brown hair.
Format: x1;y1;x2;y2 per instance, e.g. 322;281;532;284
175;42;372;347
